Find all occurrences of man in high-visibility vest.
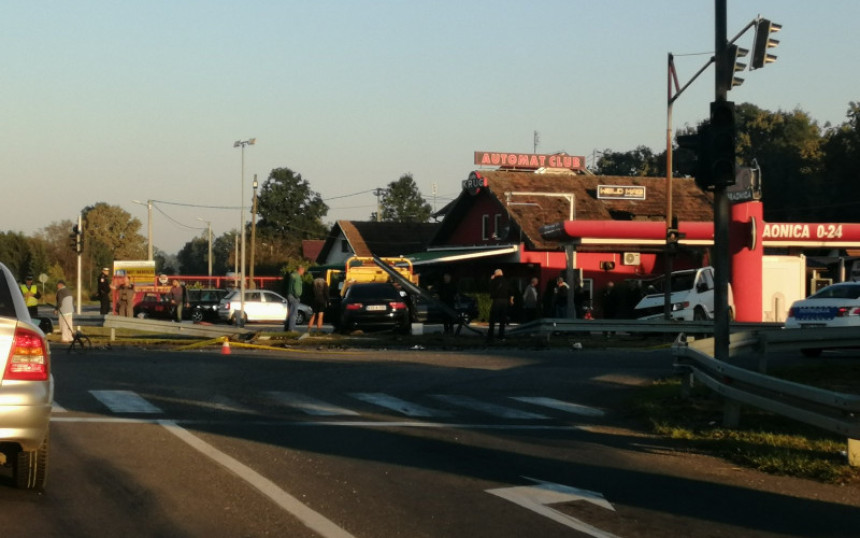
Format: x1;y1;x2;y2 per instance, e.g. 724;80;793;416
20;275;40;318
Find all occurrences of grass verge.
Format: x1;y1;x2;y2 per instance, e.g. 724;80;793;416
629;365;860;485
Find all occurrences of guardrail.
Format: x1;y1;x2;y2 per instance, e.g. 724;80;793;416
102;316;251;339
507;317;782;338
672;331;860;467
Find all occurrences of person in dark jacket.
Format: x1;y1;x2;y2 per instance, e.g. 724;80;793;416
486;269;513;343
97;267;112;315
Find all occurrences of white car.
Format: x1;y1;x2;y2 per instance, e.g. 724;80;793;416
217;289;290;324
785;282;860;330
0;261;53;489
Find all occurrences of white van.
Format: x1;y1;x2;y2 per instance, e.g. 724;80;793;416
633;266;732;321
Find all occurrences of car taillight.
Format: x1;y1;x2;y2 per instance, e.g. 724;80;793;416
3;326;49;381
390;301;408;310
787;307;796;318
835;307;860;317
345;303;363;310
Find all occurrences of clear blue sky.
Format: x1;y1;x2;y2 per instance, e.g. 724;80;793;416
2;1;857;254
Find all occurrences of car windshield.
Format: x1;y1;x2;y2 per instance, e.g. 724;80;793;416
809;284;860;300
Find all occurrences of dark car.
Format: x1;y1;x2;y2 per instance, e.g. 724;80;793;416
337;282;411;333
186;288;228;322
413;293;479;325
133;292;175;319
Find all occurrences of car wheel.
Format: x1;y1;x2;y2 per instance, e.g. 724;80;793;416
136;311;147;319
191;309;204;323
693;307;707;321
14;431;49;490
231;312;248;325
295;310;307;325
801;348;822;358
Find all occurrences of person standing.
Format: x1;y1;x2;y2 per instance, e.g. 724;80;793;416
486;269;513;343
169;280;185;322
98;267;112;315
20;275;40;319
308;275;329;334
284;265;305;332
522;277;540;322
555;276;570;318
118;278;136;318
55;280;75;342
438;273;457;334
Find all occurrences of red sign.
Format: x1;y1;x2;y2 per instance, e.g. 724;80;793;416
474;151;585;171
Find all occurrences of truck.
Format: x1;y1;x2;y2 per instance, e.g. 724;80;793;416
633;266;732;321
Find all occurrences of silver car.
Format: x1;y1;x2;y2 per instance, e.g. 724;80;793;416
0;262;53;489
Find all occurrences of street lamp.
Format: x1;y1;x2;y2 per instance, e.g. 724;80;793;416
132;199;153;261
197;218;213;279
233;138;256;326
249;175;259;289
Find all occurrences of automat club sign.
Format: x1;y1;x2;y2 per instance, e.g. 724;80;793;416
474;151;586;171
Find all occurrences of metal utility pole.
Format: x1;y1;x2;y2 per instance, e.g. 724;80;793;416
249;175;258;289
713;0;731;362
373;188;385;222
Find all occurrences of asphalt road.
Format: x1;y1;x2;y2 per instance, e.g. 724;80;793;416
1;344;858;537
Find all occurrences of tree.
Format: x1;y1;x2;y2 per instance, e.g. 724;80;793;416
256;168;329;240
735;103;825;222
595;146;662;176
821;102;860;221
82;203;147;263
378;174;432;223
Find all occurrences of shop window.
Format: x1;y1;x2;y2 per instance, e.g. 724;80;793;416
494;214;502;239
482;214;490;240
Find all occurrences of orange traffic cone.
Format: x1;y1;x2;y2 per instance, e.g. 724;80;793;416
221;339;231;355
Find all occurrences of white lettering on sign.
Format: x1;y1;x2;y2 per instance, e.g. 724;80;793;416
761;223;844;240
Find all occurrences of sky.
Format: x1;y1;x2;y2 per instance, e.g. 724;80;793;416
3;1;858;255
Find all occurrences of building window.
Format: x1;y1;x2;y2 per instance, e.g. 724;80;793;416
494;214;502;239
341;239;349;253
482;215;490;240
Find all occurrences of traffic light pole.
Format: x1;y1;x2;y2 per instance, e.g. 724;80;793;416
713;0;730;363
76;214;82;315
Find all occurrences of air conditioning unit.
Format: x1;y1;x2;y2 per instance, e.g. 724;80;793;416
622;252;640;266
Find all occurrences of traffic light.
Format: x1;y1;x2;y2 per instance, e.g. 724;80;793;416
710;101;737;187
724;44;749;89
676;125;714;191
69;225;82;254
752;18;781;69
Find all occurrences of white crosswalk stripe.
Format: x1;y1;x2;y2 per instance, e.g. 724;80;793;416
431;394;549;419
265;391;359;416
509;396;605;417
350;392;449;417
89;390;164;414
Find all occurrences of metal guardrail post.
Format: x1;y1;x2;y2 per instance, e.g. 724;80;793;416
673;332;860;467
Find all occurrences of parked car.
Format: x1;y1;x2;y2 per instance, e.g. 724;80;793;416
216;289;313;325
784;282;860;357
336;282;411;333
186;288;229;322
0;261;53;489
412;293;479;324
133;292;175;320
633;266;733;321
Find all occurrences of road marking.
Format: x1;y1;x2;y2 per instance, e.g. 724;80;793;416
350;392;449;417
266;391;359;416
159;420;356;538
487;477;619;537
89;390;163;414
432;394;548;419
509;396;605;417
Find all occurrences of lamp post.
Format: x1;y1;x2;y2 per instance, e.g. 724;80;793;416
249;175;259;289
233;138;255;326
197;218;213;279
132;199;153;261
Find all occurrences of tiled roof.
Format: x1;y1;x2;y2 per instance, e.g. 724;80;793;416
436;169;713;250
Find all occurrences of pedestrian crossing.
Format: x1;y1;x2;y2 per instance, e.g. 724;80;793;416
52;389;605;423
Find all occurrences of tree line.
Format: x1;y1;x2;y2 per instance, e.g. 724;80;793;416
1;171;430;298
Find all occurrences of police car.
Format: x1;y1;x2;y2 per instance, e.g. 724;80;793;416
784;282;860;329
